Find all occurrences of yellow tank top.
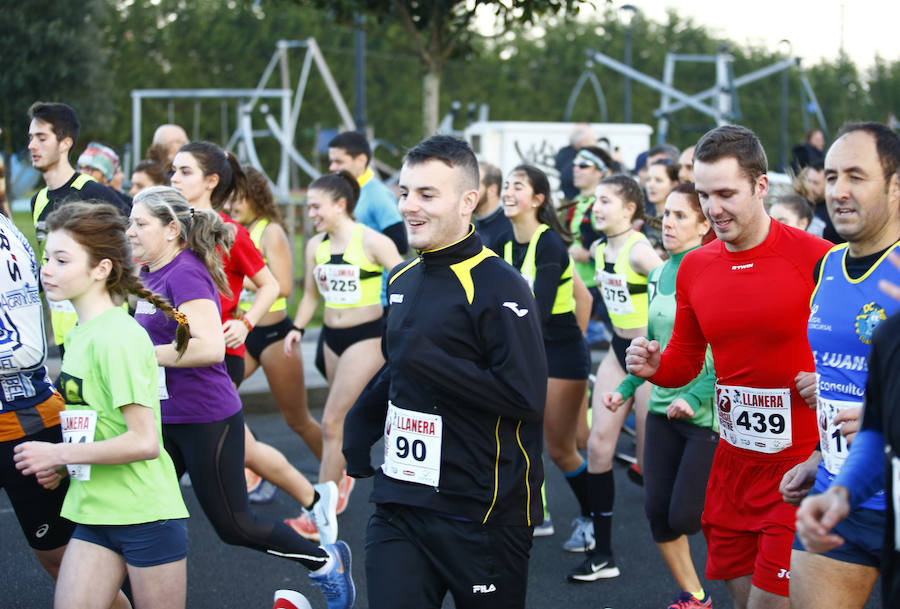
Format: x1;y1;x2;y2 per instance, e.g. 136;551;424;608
238;218;288;313
503;224;575;315
314;224;383;309
593;231;650;330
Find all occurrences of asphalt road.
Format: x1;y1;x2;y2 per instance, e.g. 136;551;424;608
1;409;883;609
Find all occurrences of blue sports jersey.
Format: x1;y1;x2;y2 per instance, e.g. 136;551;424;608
810;242;900;510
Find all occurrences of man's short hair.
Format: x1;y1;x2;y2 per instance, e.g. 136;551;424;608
835;122;900;183
328;131;372;164
405;135;480;192
28;101;80;145
648;143;680;164
694;125;768;184
479;161;502;193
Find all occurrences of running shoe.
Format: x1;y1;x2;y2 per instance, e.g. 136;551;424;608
249;479;279;504
562;516;595;552
273;589;313;609
627;463;644;487
311;481;339;545
335;473;355;515
567;551;620;582
246;467;262;492
309;541;355;609
285;513;320;543
667;591;712;608
533;515;555;537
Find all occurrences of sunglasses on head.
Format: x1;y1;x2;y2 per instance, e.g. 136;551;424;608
573;162;595;169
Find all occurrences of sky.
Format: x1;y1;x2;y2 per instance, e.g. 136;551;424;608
580;1;900;70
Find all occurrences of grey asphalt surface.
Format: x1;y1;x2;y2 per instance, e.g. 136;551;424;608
0;334;883;608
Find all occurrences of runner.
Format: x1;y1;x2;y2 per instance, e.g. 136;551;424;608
0;211;90;600
569;174;662;578
500;165;591;547
598;185;717;608
128;186;352;607
230;165;323;458
780;122;900;609
16;202;188;609
283;170;403;536
342;134;547;609
626;125;832;609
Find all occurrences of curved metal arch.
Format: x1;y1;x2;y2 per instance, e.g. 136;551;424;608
563;69;609;123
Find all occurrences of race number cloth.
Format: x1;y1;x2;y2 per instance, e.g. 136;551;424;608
382;402;442;487
60;409;96;481
314;264;362;305
716;384;791;454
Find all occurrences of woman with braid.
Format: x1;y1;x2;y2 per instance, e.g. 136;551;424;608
15;202;188;609
126;186;354;609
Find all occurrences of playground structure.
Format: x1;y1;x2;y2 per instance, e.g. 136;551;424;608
131;38;356;201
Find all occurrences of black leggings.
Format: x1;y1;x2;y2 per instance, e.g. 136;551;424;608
162;410;327;569
643;412;719;543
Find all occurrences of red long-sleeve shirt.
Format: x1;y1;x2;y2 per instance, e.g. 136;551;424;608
649;219;832;460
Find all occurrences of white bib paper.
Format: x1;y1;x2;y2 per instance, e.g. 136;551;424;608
597;270;635;316
59;410;97;481
817;397;862;475
716;384;792;454
158;366;169;400
892;455;900;551
314;264;362;305
382;402;442;487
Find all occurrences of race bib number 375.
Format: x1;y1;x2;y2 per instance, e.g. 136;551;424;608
716;384;792;454
382;402;442;487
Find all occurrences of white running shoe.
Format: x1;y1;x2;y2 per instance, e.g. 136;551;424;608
310;481;339;546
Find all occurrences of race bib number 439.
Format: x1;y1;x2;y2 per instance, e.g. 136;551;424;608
716;384;792;454
59;409;97;481
382;402;442;487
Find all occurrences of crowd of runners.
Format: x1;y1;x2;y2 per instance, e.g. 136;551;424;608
2;98;900;609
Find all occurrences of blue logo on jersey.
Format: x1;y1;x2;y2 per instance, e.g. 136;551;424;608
855;302;886;344
0;310;19;347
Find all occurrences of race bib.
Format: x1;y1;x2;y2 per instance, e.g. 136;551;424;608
59;410;97;481
817;397;862;475
382;402;442;487
158;366;169;400
46;298;76;314
314;264;361;305
238;287;255;305
716;384;792;454
597;270;635;316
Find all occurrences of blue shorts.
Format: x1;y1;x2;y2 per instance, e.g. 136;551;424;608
72;519;188;567
792;488;884;568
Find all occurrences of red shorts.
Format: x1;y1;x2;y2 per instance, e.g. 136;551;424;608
701;445;800;597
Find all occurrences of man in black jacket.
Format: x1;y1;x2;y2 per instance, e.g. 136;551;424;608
343;135;547;609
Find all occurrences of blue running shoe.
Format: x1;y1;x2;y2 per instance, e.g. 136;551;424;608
309;541;355;609
249;479;279;504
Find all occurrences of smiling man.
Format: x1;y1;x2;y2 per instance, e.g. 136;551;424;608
342;135;547;609
625;125;831;609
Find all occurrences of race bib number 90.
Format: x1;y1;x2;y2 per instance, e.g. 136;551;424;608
716;384;792;454
314;264;362;305
382;402;442;487
59;409;97;481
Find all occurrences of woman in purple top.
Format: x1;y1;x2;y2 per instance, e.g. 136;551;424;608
126;186;354;608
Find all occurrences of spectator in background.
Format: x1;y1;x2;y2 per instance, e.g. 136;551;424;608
678;145;696;183
768;194;813;231
792;129;826;173
474;161;512;255
149;124;190;167
634;144;680;189
76;142;131;205
801;160;844;244
556;124;597;201
129;159;168;196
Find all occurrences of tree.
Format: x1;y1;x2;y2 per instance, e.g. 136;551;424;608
295;0;592;136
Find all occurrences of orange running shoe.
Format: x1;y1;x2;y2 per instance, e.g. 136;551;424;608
284;513;320;542
246;467;262;493
335;473;355;515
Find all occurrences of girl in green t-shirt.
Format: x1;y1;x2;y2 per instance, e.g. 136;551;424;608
15;202;190;609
